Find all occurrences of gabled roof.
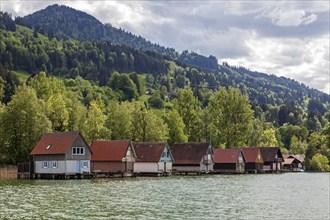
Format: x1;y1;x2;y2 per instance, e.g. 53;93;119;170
259;147;284;162
241;147;263;163
213;148;244;164
31;131;86;155
91;140;134;161
172;142;211;165
133;142;168;162
283;157;301;165
285;154;305;163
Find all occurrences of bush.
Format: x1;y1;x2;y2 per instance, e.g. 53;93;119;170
309;153;330;171
148;96;164;109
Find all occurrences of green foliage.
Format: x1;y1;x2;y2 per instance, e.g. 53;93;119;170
0;12;16;31
208;87;253;148
309;153;330;171
0;76;4;101
278;124;308;150
0;86;51;164
165;109;188;146
260;128;278;147
131;102;168;142
174;88;202;141
289;135;307;154
248;119;277;147
108;72;138;101
82;100;110;144
105;101;133;140
148;95;164;109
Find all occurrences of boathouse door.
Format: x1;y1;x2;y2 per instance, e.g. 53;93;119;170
76;161;81;173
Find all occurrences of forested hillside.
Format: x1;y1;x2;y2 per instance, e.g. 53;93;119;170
0;10;329;171
21;4;218;71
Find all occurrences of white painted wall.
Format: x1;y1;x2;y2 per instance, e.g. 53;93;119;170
134;162;158;173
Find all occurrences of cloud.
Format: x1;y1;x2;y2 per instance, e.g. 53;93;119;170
1;0;329;94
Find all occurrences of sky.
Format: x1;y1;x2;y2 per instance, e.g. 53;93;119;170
1;0;329;94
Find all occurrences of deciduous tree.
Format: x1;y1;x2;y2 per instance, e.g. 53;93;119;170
208;87;253;148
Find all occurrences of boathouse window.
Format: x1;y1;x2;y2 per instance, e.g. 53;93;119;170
72;147;85;155
82;161;89;168
52;161;58;168
162;152;166;157
167;151;170;158
42;161;48;168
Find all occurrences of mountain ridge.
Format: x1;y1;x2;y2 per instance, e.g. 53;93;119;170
0;7;329;107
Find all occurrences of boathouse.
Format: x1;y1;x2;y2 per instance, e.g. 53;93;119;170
241;147;264;173
133;142;174;176
172;142;214;174
259;147;284;172
30;131;92;178
213;148;245;174
282;154;305;172
91;140;136;177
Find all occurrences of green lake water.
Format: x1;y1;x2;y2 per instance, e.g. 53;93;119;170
0;173;329;219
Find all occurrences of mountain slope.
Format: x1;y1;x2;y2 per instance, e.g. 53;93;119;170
22;4;218;71
1;8;329;107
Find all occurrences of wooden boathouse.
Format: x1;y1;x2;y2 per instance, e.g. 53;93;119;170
91;140;136;177
30;131;93;179
213;148;245;174
172;142;214;174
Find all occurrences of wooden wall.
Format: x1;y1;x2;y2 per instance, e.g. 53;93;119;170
0;166;17;179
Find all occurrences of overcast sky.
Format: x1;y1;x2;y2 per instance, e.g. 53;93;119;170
2;0;329;94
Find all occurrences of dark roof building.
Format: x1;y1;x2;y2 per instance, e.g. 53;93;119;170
259;147;284;172
241;147;264;173
91;140;136;176
172;142;214;174
133;142;174;175
213;148;245;173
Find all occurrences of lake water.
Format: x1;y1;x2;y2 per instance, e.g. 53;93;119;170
0;173;329;219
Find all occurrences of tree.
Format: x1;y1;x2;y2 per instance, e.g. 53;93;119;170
207;87;253;148
105;100;133;140
108;72;138;101
148;95;164;109
309;153;330;171
174;88;202;141
289;135;307;154
46;93;69;131
0;76;4;102
83;100;110;143
131;102;168;142
0;86;51;164
129;72;145;96
165;109;188;146
308;99;326;115
260;128;278;147
64;92;87;132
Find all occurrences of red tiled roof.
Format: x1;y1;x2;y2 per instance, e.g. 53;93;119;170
259;147;283;162
241;147;263;163
91;140;131;161
31;131;83;155
133;142;167;162
172;142;210;165
213;148;243;163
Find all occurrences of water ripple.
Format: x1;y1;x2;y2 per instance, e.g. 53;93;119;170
0;173;329;219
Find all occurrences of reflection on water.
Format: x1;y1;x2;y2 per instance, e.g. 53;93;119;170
0;173;329;219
